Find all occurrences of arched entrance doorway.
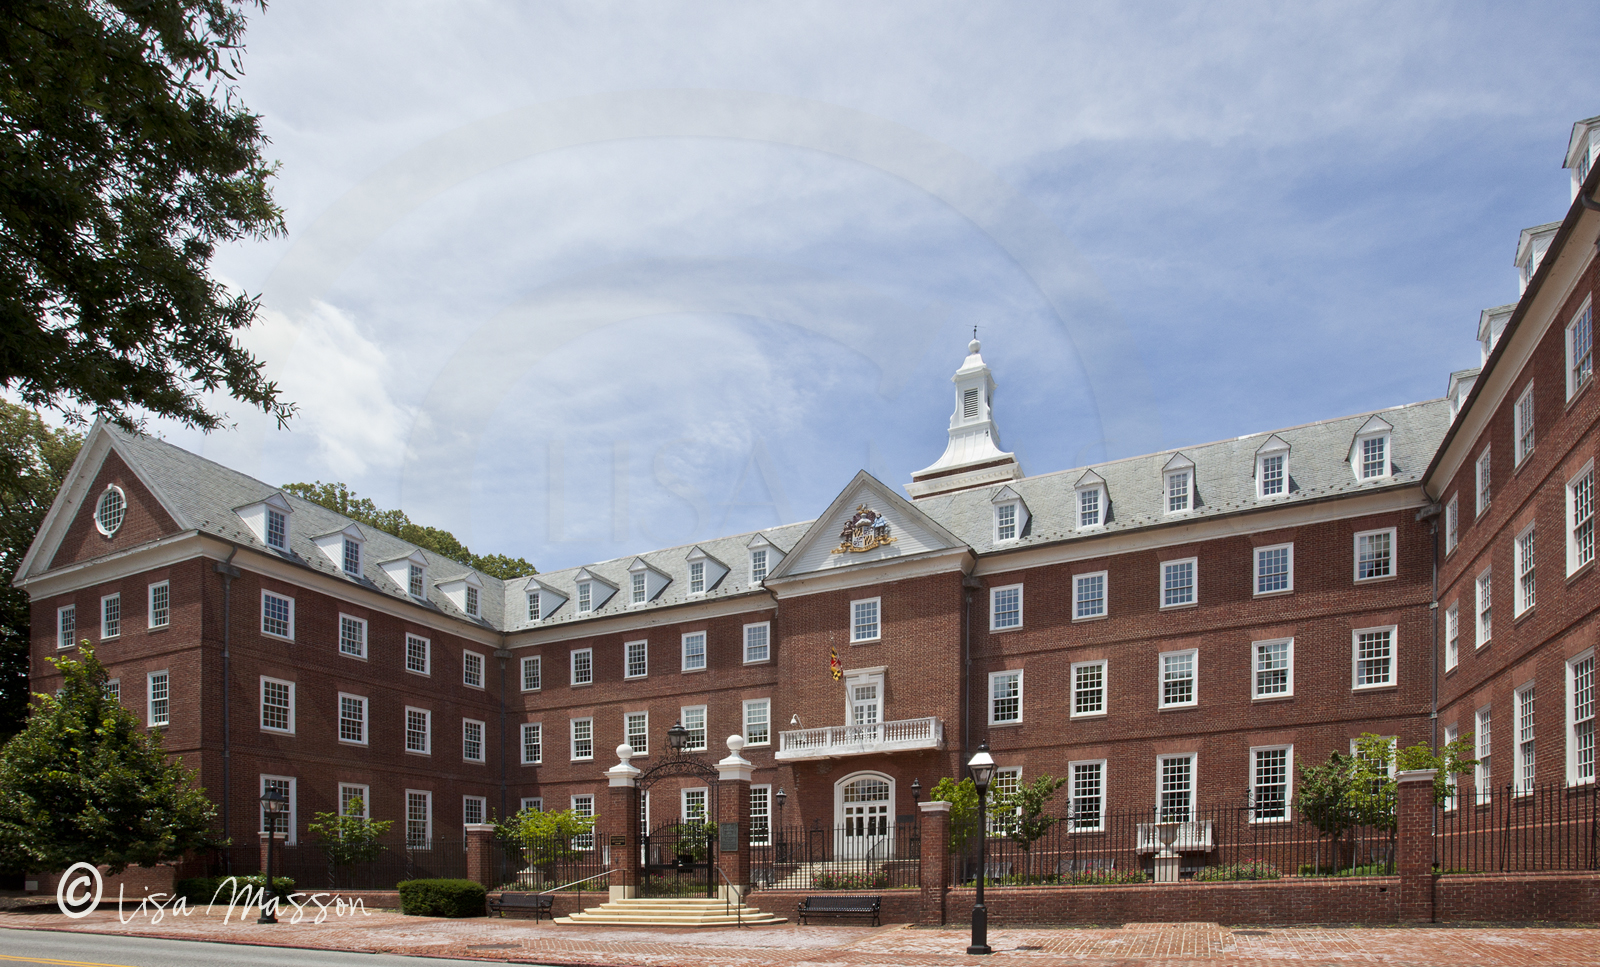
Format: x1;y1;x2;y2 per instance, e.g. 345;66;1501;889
834;772;894;860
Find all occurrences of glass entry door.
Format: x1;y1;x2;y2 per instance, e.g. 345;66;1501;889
836;776;893;860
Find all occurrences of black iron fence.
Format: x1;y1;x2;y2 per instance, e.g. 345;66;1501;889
1437;781;1599;873
217;835;470;892
492;831;612;892
750;822;921;891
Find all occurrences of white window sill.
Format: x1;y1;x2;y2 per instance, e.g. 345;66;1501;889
989;624;1024;633
464;759;486;765
338;739;368;747
1159;703;1197;711
520;687;542;694
339;652;368;662
570;758;594;763
570;682;592;689
1351;683;1397;692
1159;601;1197;611
405;749;431;757
680;666;707;674
148;624;170;632
742;658;771;666
521;761;542;767
261;632;294;643
624;674;648;681
260;728;295;736
743;741;771;748
1072;613;1107;623
1069;711;1106;719
1252;693;1294;703
406;669;431;678
464;683;486;691
851;638;881;645
989;719;1024;728
100;634;119;641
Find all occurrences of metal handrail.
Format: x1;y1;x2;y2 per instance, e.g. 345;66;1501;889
536;868;614;895
712;863;742;928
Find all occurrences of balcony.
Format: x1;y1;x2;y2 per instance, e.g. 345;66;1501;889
1135;820;1214;853
775;716;944;761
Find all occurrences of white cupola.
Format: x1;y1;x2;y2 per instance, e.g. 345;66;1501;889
906;338;1022;500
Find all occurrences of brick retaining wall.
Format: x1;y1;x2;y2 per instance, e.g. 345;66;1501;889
1435;873;1600;923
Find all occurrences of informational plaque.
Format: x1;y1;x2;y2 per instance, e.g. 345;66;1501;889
610;834;627;846
719;822;740;852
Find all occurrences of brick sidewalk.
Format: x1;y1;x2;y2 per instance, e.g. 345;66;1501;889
1;906;1597;966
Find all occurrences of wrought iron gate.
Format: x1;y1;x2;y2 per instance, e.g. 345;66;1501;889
639;820;717;898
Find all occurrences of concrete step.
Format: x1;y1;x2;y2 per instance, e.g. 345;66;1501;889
556;896;786;926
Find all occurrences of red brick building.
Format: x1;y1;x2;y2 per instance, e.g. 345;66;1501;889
14;115;1599;868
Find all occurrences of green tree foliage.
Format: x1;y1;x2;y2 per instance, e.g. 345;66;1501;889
930;776;979;855
1;0;291;431
494;806;595;870
280;481;538;579
992;774;1067;868
306;798;393;869
0;402;83;737
0;643;216;874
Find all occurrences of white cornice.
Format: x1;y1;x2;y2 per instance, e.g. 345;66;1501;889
503;590;777;648
973;484;1429;578
765;545;975;599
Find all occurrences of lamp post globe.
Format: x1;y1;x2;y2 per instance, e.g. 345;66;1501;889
967;742;995;955
258;788;289;924
667;721;688;753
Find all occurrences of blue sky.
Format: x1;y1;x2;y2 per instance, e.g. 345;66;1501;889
149;1;1595;572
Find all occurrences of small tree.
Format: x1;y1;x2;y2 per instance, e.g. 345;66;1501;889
0;644;216;874
993;774;1067;879
307;799;392;888
494;807;595;886
929;776;979;856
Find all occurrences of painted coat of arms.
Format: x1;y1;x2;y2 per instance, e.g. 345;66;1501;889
832;504;896;554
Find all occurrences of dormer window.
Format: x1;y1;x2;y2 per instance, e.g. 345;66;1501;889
266;508;287;550
995;503;1018;541
465;585;479;616
1166;472;1190;512
750;548;768;583
689;561;705;594
408;563;425;598
527;592;541;621
1255;435;1291;499
577;582;592;613
342;537;362;577
1350;416;1393;482
631;571;647;604
989;485;1030;544
1079;489;1101;527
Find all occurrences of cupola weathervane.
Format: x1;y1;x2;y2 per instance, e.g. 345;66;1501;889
832;504;895;554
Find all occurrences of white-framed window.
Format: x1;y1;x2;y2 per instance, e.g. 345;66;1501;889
1352;627;1395;689
995;502;1019;542
689;561;705;594
1514;383;1536;466
56;604;75;650
463;795;486;827
1160;558;1196;608
570;795;595;850
261;590;294;640
743;622;770;663
408;562;425;599
1254;543;1293;595
988;768;1022;834
463;718;485;762
1069;760;1105;830
1358;433;1390;480
1476;447;1493;517
1160;649;1197;708
1515;682;1536;794
1253;638;1293;698
570;717;594;761
570;647;592;686
340;783;370;819
261;775;297;844
1476;705;1493;802
851;598;881;642
94;485;125;536
750;547;769;583
405;790;431;848
1077;484;1104;529
625;711;648;755
576;581;592;614
338;692;367;745
405;707;431;755
1515;525;1537;616
744;698;771;745
526;591;541;621
147;670;169;727
1354;527;1395;581
1257;451;1287;498
462;650;485;688
1476;569;1493;647
521;654;541;691
1250;746;1293;822
104;678;119;704
338;615;367;659
1444;604;1460;672
1567;299;1593;399
521;722;542;764
260;676;294;733
750;785;772;845
1165;469;1192;513
1443;725;1460;810
1158;754;1195;821
631;570;647;604
342;536;362;577
148;580;170;629
682;787;708;824
681;631;707;671
1445;495;1459;554
990;584;1022;630
681;705;707;751
1568;650;1595;786
1073;571;1107;620
521;797;543;814
1568;462;1595;574
465;585;479;616
625;640;648;679
265;507;288;551
989;669;1022;724
406;634;431;676
100;593;120;639
1071;660;1106;717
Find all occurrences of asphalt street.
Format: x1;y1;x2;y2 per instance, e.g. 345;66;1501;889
0;929;545;967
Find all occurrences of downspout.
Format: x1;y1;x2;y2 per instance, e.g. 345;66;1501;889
213;547;241;872
961;573;981;762
1415;503;1442;751
496;648;512;821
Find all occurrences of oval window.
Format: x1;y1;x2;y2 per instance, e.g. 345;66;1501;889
95;486;126;537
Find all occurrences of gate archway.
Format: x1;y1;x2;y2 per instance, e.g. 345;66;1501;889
635;737;721;898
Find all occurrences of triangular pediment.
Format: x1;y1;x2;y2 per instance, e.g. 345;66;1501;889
1255;434;1291;456
1074;469;1105;489
1354;415;1393;437
766;471;967;581
1162;451;1194;473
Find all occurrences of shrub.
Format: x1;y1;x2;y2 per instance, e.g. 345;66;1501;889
1296;861;1392;877
175;874;296;904
1069;868;1148;885
810;870;888;890
1196;860;1281;881
398;878;487;917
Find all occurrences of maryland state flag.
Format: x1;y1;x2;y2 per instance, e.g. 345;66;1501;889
829;647;842;681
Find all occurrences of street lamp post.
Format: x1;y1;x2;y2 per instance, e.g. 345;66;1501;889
258;788;288;924
967;743;995;956
774;786;787;863
667;721;688;755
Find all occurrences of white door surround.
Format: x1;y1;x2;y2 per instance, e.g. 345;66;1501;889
834;771;894;860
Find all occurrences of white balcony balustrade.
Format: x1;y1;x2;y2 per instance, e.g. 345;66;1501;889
1135;820;1214;853
775;716;944;761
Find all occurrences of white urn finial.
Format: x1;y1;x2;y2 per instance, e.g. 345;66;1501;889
726;734;745;754
616;743;635;761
